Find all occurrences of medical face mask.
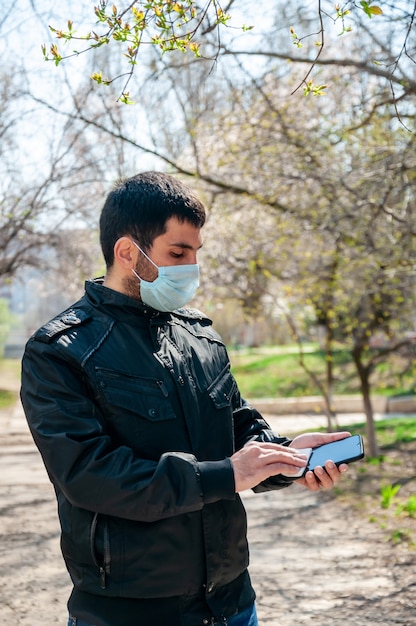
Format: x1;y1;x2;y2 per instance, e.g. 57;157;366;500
131;241;200;312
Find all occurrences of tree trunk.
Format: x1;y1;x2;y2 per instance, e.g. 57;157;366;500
352;346;380;457
324;322;338;432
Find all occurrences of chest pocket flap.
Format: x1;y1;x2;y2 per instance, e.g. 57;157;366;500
95;368;175;422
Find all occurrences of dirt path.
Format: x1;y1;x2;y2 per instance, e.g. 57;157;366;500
245;488;415;625
0;402;415;625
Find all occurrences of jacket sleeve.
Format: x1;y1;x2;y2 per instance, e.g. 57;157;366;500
231;384;294;491
20;337;235;523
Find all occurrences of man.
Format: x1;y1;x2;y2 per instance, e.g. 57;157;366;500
21;172;349;626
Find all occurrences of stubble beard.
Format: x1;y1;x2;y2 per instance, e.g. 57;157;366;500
123;255;157;301
123;273;142;300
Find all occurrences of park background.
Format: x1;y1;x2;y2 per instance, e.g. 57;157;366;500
0;2;415;623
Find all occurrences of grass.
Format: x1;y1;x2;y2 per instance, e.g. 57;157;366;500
334;416;416;448
0;389;16;409
0;358;21;408
371;417;416;447
230;345;416;398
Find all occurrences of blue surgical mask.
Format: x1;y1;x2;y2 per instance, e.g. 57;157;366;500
131;241;200;312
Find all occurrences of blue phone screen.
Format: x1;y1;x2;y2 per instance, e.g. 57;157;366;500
307;435;364;470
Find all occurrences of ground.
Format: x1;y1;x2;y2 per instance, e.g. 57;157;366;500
0;389;415;625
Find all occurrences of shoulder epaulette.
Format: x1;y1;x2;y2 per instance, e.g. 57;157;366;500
34;308;92;343
172;307;212;323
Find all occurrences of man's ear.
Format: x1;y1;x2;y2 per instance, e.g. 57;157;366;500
113;237;136;270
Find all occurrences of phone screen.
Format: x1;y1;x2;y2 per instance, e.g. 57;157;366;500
306;434;364;472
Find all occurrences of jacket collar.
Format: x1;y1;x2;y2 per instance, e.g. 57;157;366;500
85;278;167;323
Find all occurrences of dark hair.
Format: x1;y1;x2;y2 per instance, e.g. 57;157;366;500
99;171;206;268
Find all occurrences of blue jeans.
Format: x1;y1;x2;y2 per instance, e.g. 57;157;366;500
68;603;258;625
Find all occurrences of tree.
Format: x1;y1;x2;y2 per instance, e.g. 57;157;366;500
0;3;145;287
41;0;246;103
0;70;118;291
0;78;98;284
41;0;415;124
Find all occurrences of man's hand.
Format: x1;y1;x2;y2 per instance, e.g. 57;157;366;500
230;441;309;492
290;431;351;491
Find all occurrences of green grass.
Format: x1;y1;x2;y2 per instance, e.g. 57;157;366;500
0;358;20;409
230;345;416;399
333;416;416;447
363;417;416;448
0;389;16;409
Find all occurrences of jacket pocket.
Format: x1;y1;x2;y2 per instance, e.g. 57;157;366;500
90;512;111;589
207;363;237;409
94;368;175;422
93;368;184;456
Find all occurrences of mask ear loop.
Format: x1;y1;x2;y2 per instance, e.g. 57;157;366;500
131;268;142;281
131;240;159;270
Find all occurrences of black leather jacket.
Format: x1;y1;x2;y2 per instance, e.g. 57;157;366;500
20;280;291;619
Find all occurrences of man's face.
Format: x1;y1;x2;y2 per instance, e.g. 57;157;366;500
125;216;203;299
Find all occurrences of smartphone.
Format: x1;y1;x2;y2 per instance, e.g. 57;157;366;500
305;434;364;473
282;434;364;479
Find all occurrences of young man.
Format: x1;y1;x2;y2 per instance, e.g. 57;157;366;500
21;172;349;626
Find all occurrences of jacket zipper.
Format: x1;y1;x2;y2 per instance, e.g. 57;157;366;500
90;512;110;589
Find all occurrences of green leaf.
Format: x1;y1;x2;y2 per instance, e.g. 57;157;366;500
360;1;383;18
360;1;372;18
119;92;135;105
